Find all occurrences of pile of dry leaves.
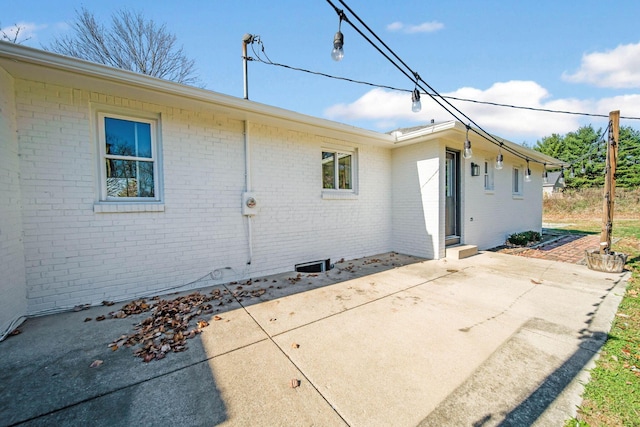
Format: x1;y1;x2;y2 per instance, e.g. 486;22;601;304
105;285;267;363
107;292;215;362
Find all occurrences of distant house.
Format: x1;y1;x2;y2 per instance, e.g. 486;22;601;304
543;171;566;196
0;42;561;336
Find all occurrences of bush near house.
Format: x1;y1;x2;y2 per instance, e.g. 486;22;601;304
506;231;541;247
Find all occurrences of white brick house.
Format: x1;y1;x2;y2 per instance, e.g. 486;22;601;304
0;42;559;336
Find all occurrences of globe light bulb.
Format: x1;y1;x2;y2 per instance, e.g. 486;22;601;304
463;139;472;159
495;152;503;170
332;31;344;61
411;89;421;113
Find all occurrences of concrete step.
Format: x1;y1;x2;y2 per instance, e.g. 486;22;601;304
446;244;478;260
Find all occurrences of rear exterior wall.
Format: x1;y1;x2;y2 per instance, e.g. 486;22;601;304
14;78;393;315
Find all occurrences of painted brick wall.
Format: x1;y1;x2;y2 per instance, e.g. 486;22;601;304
0;67;28;336
462;148;543;249
250;124;393;275
391;141;442;259
14;79;393;314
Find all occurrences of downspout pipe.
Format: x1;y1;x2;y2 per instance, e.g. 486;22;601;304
244;119;253;265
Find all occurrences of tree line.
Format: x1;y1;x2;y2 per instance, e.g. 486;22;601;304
534;125;640;189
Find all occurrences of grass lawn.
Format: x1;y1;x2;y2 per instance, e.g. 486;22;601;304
543;212;640;426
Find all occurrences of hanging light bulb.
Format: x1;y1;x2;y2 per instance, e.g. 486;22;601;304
543;164;548;183
569;166;575;178
463;125;472;159
331;16;344;61
524;161;532;182
411;88;421;113
581;162;586;174
495;146;503;170
558;167;565;185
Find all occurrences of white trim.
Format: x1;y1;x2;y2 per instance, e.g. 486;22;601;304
95;109;162;202
94;203;165;213
321;146;358;195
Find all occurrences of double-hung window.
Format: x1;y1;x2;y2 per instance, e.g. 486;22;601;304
322;149;354;190
98;112;160;202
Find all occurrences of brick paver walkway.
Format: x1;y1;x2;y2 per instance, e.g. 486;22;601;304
513;234;601;264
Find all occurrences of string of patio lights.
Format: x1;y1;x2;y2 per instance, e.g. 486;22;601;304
325;0;627;182
246;38;632;183
243;0;638;180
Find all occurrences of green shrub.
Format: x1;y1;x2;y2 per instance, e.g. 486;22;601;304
507;230;541;246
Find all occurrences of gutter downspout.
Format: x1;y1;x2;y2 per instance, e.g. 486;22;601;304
244;119;253;265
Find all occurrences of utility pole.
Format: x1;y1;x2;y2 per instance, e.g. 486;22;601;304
600;110;620;255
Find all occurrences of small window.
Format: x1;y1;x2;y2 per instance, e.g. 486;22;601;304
322;150;354;190
98;113;160;201
512;167;522;195
484;160;494;191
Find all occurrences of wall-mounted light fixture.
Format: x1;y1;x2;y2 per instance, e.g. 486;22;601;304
470;162;480;176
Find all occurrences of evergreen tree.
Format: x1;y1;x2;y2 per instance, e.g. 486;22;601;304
534;124;639;189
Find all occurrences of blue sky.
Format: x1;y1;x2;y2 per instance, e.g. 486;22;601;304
3;0;640;144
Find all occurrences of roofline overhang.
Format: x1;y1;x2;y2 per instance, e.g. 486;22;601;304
0;41;566;165
390;120;565;166
0;41;394;145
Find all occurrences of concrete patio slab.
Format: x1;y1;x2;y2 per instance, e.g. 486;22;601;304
0;251;630;427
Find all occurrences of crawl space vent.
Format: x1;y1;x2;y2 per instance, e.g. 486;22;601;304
295;259;332;273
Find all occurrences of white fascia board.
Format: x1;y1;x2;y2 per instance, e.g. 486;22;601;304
0;42;394;146
391;119;564;166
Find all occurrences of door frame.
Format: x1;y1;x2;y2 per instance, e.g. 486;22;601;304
445;149;461;246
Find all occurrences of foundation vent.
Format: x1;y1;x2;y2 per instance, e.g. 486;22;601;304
295;259;332;273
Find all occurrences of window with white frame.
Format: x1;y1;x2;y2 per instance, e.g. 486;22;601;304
322;149;355;191
98;112;160;201
512;167;522;195
484;159;494;191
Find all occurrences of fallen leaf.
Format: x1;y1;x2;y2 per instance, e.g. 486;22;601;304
89;360;103;368
531;279;542;285
197;320;209;328
290;379;300;388
73;304;90;312
213;315;222;321
95;315;106;321
102;300;115;306
84;317;92;322
291;343;300;349
9;329;21;336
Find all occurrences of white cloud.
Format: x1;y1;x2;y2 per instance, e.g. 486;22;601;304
386;21;444;34
563;41;640;88
0;22;47;42
323;80;640;141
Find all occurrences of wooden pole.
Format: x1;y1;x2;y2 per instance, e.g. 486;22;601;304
600;110;619;254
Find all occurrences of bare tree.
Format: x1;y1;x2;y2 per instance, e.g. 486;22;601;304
46;8;199;85
1;23;31;44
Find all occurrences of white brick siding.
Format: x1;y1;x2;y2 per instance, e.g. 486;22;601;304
0;67;28;335
462;147;543;249
391;141;442;259
14;79;394;314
